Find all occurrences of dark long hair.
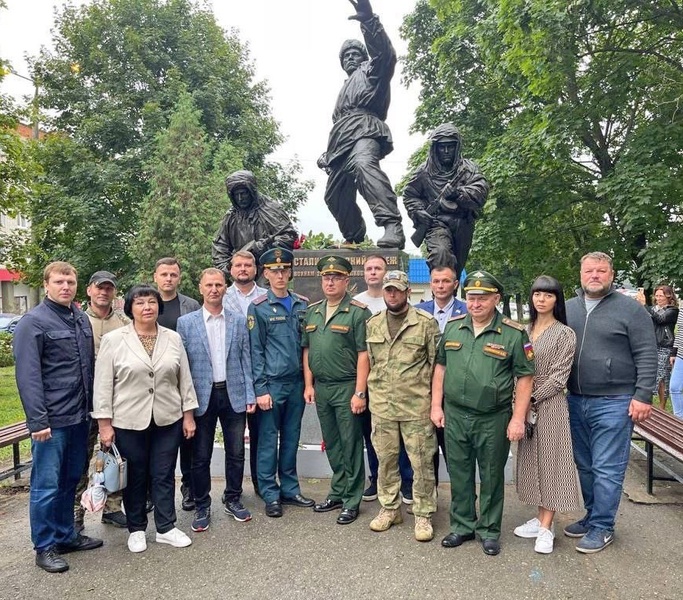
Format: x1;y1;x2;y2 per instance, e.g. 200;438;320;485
529;275;567;326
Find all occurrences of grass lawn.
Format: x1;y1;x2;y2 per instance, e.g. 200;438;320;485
0;366;30;463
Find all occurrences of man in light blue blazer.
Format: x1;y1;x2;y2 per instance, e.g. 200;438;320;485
415;265;467;485
177;268;256;532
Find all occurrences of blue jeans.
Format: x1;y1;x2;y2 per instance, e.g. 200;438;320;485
192;386;246;509
670;357;683;418
567;394;634;531
30;421;89;552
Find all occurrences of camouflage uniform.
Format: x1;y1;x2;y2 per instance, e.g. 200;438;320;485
366;305;440;517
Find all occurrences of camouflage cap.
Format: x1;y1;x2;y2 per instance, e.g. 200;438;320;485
317;255;352;276
463;270;504;296
382;270;409;291
260;247;293;270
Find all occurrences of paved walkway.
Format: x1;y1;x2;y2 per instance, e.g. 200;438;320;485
0;453;681;600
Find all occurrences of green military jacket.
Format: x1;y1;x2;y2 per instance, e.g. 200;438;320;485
301;293;371;383
366;306;440;421
436;310;535;414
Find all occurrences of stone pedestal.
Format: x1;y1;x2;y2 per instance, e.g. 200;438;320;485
291;248;408;304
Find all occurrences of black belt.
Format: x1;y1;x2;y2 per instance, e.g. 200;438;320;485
213;381;227;389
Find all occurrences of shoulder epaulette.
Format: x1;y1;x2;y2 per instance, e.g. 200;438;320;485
308;299;324;307
350;299;367;309
502;317;525;331
448;314;467;322
253;294;268;305
414;307;433;319
367;310;384;322
294;292;309;302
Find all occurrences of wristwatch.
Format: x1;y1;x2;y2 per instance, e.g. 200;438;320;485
354;391;367;400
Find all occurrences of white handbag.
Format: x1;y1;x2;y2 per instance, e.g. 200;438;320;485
97;442;128;493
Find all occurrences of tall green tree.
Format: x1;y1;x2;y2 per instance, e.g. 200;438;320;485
402;0;683;293
8;0;306;290
129;92;221;297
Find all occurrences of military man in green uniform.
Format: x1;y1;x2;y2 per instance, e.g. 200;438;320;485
247;248;315;518
302;256;371;525
366;271;441;542
432;270;534;555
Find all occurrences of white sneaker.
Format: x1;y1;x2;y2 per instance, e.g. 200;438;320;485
127;531;147;553
155;527;192;548
534;527;555;554
514;517;541;538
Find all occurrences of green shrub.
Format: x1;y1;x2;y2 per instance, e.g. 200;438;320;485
0;333;14;367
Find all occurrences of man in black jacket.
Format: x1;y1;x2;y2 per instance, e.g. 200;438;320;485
565;252;656;554
153;257;201;511
13;262;103;573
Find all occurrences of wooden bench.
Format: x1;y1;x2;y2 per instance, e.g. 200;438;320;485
0;421;31;482
633;407;683;494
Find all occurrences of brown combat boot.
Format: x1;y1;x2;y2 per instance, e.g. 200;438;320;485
369;507;403;532
414;516;434;542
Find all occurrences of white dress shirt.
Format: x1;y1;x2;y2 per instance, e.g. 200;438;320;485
223;282;266;317
203;306;226;383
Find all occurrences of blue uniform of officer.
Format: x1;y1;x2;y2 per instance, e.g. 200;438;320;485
247;248;315;517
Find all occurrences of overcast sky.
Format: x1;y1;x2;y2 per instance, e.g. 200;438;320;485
0;0;425;251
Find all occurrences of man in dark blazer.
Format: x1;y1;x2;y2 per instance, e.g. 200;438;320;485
415;265;467;484
177;268;256;532
153;256;201;511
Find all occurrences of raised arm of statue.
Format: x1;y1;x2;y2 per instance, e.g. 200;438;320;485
347;0;373;22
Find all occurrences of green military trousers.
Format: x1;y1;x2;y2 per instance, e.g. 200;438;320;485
315;380;365;509
371;414;437;517
444;405;512;540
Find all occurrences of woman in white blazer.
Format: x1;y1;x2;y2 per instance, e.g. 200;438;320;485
93;284;199;554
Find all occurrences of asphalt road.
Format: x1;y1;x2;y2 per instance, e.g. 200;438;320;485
0;456;681;600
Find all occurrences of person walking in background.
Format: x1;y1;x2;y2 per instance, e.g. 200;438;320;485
93;284;198;553
14;262;103;573
153;257;200;512
366;271;439;542
247;248;315;518
565;252;656;553
74;270;130;533
223;250;267;497
514;276;581;554
353;255;414;504
670;308;683;419
636;284;678;410
303;256;371;525
178;268;256;532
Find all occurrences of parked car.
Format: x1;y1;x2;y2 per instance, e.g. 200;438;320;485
0;313;22;334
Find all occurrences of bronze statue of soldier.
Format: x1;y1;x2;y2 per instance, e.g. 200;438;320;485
403;124;489;278
212;170;297;277
317;0;405;249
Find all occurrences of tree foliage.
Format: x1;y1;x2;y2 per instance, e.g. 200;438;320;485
129;92;225;297
402;0;683;294
7;0;307;291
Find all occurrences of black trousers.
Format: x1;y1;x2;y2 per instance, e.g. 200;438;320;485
115;419;183;534
192;386;246;510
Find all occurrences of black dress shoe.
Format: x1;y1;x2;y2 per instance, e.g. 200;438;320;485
56;534;104;554
265;500;283;518
36;548;69;573
281;494;315;508
314;498;343;513
101;510;127;528
181;484;195;512
336;507;359;525
441;532;476;548
482;539;501;555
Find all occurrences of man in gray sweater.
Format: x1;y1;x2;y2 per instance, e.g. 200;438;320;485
565;251;656;554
